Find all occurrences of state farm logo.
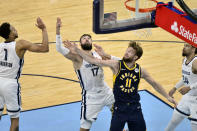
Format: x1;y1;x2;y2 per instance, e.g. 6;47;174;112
171;21;197;44
171;21;179;33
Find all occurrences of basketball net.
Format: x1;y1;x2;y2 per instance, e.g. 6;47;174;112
125;0;157;39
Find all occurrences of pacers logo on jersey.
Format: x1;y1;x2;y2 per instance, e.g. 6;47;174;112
119;72;137;93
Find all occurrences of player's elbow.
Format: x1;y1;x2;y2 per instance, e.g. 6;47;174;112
40;45;49;52
43;47;49;52
44;48;49;52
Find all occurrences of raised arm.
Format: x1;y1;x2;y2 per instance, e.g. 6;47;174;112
141;68;177;106
55;17;81;63
78;48;119;74
64;41;119;74
16;17;49;58
56;17;69;56
94;44;121;60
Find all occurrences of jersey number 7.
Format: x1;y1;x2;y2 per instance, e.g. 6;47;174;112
91;67;99;76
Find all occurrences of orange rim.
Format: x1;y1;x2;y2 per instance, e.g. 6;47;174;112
125;0;158;13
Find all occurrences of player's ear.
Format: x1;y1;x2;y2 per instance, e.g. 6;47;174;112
192;46;196;53
134;55;138;61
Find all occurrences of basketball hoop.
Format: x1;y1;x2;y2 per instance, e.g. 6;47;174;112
124;0;158;13
93;0;157;34
124;0;157;39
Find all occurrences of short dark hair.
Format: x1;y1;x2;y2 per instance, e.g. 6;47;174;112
0;23;11;39
79;34;92;43
128;41;143;60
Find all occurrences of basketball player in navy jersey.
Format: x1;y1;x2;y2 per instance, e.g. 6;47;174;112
55;17;115;131
65;41;177;131
0;17;48;131
166;43;197;131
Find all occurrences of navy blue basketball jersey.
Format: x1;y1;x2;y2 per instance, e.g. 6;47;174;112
113;60;141;104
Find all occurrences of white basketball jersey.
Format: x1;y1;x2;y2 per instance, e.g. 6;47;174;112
0;42;24;79
76;51;109;93
182;57;197;96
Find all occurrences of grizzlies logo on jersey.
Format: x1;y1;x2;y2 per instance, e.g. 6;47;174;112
113;60;141;103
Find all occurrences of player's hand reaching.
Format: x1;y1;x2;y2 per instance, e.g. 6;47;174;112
36;17;46;30
94;44;104;55
179;86;191;95
56;17;62;35
56;17;62;28
63;40;78;54
167;96;177;107
94;44;111;60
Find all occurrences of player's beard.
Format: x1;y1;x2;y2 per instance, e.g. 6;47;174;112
123;57;133;63
182;49;187;56
81;43;92;50
182;52;186;56
15;34;18;39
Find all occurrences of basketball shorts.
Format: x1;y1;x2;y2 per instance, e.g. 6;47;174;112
80;88;115;129
0;77;21;118
110;102;146;131
176;94;197;124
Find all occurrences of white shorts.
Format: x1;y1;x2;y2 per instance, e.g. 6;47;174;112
80;88;115;129
0;77;21;118
176;94;197;124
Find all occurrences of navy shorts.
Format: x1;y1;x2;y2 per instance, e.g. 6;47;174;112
110;102;146;131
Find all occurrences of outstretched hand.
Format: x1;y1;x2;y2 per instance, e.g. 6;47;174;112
94;44;105;56
63;40;78;54
35;17;46;30
179;86;191;95
167;96;177;107
56;17;62;35
94;44;111;60
56;17;62;28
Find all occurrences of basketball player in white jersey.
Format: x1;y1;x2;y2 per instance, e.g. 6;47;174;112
0;17;49;131
64;40;177;131
55;17;114;131
165;43;197;131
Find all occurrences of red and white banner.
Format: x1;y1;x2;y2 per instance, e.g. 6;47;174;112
155;4;197;48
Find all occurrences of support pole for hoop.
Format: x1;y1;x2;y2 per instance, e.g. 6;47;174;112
135;0;140;18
